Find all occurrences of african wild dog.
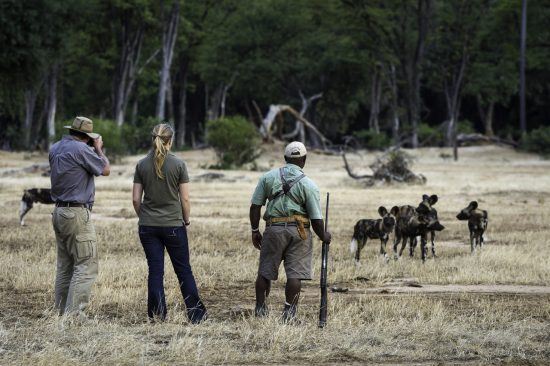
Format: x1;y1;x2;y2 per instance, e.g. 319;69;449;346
350;206;396;263
391;198;445;262
456;201;488;253
19;188;54;226
411;194;441;258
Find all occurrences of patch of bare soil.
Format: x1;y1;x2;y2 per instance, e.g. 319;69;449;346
323;277;550;296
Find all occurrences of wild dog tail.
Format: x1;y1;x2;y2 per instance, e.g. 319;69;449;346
350;238;358;254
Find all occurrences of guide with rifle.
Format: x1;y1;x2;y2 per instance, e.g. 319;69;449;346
249;141;332;323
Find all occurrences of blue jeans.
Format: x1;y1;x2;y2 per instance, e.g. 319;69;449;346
138;225;206;322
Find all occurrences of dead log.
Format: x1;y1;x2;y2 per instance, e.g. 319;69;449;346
342;151;373;179
342;149;426;185
456;133;518;147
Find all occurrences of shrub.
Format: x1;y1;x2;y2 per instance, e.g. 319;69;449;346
520;126;550;157
457;119;476;134
418;123;444;146
206;115;261;169
56;118;133;160
353;129;392;150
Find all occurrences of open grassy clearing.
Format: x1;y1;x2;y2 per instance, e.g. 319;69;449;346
0;145;549;364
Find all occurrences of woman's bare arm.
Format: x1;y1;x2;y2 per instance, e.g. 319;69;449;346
132;183;143;216
179;182;191;224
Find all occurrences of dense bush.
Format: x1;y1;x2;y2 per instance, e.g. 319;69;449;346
520;126;550;157
353;129;392;150
458;120;476;134
418;123;445;146
206;116;261;169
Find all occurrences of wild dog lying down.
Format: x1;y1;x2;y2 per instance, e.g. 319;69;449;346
456;201;488;253
391;200;445;262
412;194;441;258
19;188;54;226
350;206;396;263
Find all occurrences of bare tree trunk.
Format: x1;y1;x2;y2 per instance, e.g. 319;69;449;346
519;0;527;135
23;89;39;149
387;64;400;144
130;97;138;126
156;1;180;121
176;70;188;148
409;0;433;148
206;84;223;121
485;102;494;137
166;74;174;122
46;63;59;148
220;72;237;119
282;91;322;142
445;44;468;147
113;19;144;126
368;67;381;134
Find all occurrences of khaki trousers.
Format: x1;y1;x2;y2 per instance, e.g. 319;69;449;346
52;207;98;316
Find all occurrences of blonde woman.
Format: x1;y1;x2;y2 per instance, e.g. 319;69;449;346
132;123;207;323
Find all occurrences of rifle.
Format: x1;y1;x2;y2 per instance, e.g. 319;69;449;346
318;192;330;328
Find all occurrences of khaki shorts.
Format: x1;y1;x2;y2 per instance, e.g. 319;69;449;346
258;225;313;280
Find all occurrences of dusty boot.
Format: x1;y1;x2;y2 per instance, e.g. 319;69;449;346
281;302;300;324
255;303;269;318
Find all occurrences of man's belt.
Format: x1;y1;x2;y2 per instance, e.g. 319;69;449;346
267;215;310;240
55;201;92;210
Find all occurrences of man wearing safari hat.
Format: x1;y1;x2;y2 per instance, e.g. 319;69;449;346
249;141;331;323
49;116;110;317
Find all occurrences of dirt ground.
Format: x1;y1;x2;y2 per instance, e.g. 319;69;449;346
0;144;549;365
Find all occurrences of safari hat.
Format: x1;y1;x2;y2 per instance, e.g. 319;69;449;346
284;141;307;158
64;116;100;139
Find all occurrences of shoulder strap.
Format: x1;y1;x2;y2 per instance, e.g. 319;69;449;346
269;168;306;202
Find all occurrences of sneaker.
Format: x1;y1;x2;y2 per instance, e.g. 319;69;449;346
255;303;269;318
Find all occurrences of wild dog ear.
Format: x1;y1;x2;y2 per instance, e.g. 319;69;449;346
469;201;478;210
422;194;429;201
378;206;388;217
390;206;399;216
428;195;438;205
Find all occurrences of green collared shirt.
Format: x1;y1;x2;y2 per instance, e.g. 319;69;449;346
251;163;323;221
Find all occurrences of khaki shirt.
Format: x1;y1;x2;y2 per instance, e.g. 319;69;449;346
251;163;323;221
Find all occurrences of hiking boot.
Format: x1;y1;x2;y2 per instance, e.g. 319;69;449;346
281;303;301;325
255;303;269;318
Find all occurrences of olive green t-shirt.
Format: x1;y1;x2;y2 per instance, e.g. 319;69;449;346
133;152;189;227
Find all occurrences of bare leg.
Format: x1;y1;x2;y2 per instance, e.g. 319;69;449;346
255;274;271;316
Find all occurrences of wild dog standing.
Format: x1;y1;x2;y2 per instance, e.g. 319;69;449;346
456;201;488;253
413;194;441;258
391;203;445;262
350;206;396;263
19;188;55;226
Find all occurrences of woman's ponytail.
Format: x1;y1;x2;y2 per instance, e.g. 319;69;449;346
151;123;174;180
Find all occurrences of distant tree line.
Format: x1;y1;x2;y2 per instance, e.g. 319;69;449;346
0;0;549;152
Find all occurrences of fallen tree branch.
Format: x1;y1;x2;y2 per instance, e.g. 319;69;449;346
342;150;373;179
457;133;518;147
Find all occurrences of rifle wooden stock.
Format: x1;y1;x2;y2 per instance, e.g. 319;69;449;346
319;192;330;328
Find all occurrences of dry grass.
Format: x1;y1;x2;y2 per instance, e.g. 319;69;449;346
1;145;549;364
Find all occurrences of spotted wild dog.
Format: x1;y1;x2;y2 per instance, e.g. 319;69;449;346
19;188;54;226
411;194;441;258
456;201;488;253
391;200;445;262
350;206;396;263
